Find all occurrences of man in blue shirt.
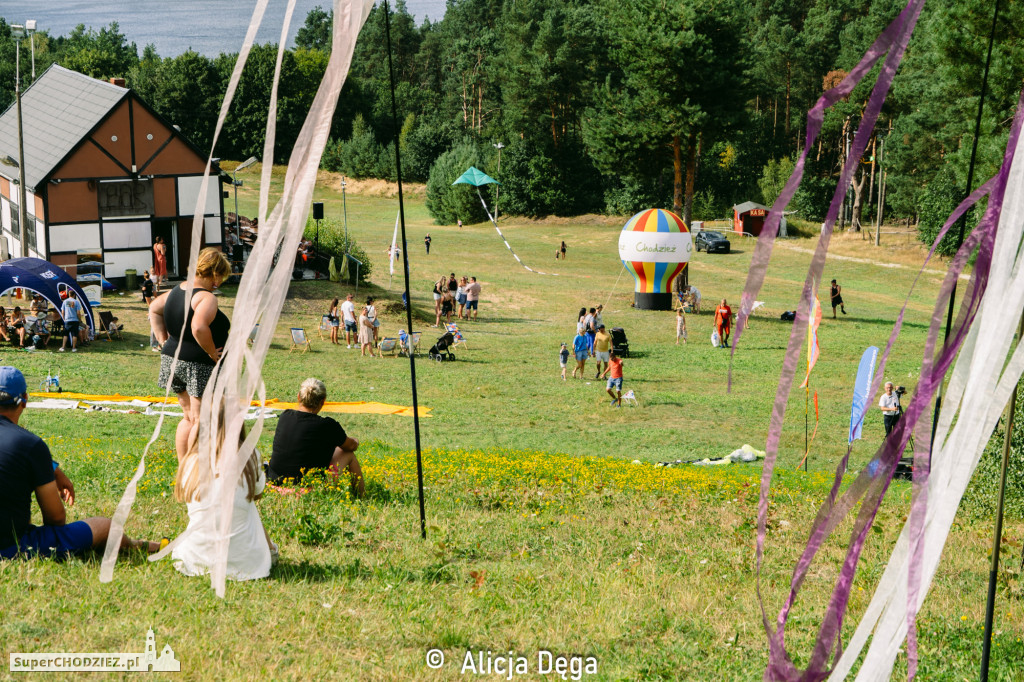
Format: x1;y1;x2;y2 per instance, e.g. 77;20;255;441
59;291;82;352
0;367;158;559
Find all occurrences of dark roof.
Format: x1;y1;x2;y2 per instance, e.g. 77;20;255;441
734;201;768;214
0;65;128;191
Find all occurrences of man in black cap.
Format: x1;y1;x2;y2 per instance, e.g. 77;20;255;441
0;366;159;559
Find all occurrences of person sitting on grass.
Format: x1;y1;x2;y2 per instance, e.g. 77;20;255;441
605;352;624;407
267;378;364;497
0;366;161;560
171;409;276;581
10;307;27;348
27;315;49;350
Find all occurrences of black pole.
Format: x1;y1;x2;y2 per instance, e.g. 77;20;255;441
980;312;1024;681
383;0;427;540
805;385;809;472
930;0;1000;450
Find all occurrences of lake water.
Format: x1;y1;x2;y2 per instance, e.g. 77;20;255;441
1;0;447;58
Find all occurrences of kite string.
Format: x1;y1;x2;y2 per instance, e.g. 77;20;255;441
603;265;628;311
475;188;559;276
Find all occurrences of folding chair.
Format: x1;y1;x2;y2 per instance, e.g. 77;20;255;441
409;331;422;355
289;327;311;353
318;314;333;340
378;337;399;357
620;389;639;407
247;324;260;346
445;323;468;349
98;311;123;341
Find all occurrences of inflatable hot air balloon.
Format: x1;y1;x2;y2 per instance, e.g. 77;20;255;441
618;208;692;310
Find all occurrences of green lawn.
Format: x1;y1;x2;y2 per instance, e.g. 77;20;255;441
0;168;1020;680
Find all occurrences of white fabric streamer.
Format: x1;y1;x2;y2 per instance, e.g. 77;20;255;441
100;0;374;596
390;210;399;276
829;127;1024;681
100;0;276;584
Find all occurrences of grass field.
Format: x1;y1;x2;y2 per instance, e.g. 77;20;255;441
0;165;1021;680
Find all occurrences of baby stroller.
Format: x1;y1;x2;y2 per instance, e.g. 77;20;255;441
428;331;456;362
611;327;630;357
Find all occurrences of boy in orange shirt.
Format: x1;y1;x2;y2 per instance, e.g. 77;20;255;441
606;352;624;407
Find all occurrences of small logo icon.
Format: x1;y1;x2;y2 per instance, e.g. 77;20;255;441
143;629;180;672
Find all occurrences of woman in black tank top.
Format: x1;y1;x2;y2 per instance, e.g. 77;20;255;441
150;248;233;459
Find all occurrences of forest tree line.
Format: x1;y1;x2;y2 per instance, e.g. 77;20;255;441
2;0;1022;252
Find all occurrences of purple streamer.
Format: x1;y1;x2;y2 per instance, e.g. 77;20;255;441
750;34;1024;682
739;1;926;678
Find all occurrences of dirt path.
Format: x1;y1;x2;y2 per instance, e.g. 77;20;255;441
775;240;970;280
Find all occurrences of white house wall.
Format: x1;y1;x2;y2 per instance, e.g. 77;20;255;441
177;176;221;217
34;214;46;256
204;216;221;244
103;220;152;249
104;249;152;279
3;234;41;260
50;223;101;252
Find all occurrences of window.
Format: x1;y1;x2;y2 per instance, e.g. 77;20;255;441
9;198;19;238
25;214;36;252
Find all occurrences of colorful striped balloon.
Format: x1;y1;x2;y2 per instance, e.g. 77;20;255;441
618;208;692;309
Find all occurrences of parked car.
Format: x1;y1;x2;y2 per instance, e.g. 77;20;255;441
694;230;731;253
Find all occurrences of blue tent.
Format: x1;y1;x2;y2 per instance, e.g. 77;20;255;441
0;257;95;334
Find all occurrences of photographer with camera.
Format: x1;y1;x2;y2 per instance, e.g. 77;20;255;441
878;381;905;437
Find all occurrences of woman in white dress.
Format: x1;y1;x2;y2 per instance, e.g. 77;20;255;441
171;419;277;581
357;307;375;357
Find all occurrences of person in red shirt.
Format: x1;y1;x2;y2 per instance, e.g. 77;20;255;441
714;299;733;349
605;352;624;406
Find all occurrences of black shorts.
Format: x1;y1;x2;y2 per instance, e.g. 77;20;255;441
65;321;80;337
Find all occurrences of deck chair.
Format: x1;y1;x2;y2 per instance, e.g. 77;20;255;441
620;389;639;407
289;327;311;353
378;337;399;357
98;310;123;341
247;324;260;346
445;323;468;349
318;314;333;340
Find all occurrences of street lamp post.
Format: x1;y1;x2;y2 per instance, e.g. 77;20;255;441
341;176;349;245
492;142;504;224
10;24;29;257
26;20;37;81
231;156;258;247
